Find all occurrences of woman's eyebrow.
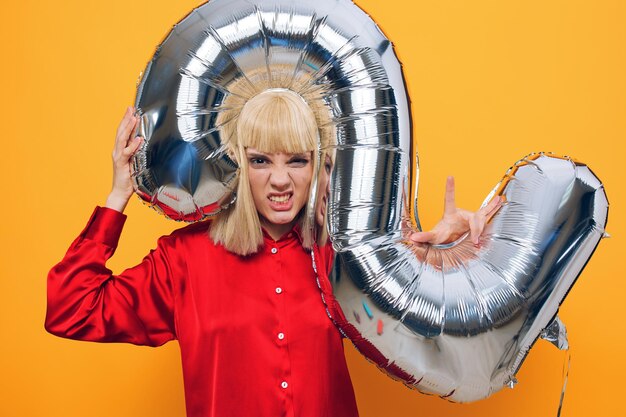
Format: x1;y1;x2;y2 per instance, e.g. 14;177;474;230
246;151;268;158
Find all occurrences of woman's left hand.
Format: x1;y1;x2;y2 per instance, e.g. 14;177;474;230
409;176;503;246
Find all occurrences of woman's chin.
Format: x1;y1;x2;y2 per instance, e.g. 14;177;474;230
261;213;297;228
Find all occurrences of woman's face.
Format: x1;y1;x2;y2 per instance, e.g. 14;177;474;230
246;148;313;239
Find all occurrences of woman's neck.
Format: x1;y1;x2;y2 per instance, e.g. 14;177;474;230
260;219;297;241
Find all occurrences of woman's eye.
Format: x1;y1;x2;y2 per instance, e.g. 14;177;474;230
249;157;267;165
289;158;310;167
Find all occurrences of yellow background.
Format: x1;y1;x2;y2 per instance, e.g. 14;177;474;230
1;0;623;416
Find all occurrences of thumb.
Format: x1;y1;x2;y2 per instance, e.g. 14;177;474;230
409;231;436;243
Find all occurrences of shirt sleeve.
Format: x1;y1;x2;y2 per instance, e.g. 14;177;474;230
45;207;180;347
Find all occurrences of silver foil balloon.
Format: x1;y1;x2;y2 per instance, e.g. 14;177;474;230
324;153;608;402
131;0;609;402
132;0;392;220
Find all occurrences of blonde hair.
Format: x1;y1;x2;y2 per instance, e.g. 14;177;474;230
210;89;319;255
315;150;335;246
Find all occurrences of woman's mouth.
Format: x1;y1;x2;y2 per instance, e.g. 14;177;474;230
269;194;291;203
268;193;293;210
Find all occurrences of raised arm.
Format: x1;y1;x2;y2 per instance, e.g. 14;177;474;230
45;207;179;346
45;107;177;347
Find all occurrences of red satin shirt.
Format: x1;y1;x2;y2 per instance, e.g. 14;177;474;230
46;207;359;417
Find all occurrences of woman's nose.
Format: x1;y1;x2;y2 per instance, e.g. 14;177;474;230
269;166;291;189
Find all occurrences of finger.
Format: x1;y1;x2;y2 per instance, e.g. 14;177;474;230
443;176;456;216
480;194;499;211
486;195;500;210
120;116;140;151
122;136;143;157
476;195;499;219
116;108;138;141
484;196;503;220
116;106;135;137
409;231;436;243
113;118;137;159
469;214;486;245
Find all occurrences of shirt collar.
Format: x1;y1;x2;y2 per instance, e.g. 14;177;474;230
261;223;304;245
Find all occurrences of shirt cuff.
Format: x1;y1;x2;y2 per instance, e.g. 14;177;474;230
81;206;127;248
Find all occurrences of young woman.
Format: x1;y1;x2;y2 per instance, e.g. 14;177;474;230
46;89;501;417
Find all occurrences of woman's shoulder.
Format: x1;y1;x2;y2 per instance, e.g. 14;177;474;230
169;219;212;240
147;219;219;260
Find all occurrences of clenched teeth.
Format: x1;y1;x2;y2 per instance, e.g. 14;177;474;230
269;195;290;203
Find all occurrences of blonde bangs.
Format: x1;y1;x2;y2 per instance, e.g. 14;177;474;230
236;90;318;154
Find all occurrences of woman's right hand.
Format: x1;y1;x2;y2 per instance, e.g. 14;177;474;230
105;106;143;213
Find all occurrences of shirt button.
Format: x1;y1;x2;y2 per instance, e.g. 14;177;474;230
278;332;285;340
271;247;278;254
275;287;282;294
281;381;288;389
